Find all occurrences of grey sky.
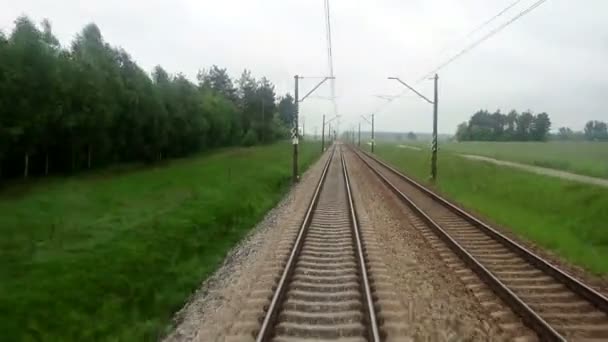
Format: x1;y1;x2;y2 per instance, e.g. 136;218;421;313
2;0;607;134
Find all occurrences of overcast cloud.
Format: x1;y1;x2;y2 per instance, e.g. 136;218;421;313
2;0;607;134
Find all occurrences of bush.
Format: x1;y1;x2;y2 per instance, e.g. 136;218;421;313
242;129;258;146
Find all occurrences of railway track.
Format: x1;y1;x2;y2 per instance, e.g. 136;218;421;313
255;145;380;341
352;146;608;341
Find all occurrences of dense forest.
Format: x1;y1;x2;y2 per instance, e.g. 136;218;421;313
455;109;551;142
0;16;297;179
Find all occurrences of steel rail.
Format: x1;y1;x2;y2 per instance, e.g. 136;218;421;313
256;146;336;342
357;147;608;315
340;146;381;342
351;146;566;341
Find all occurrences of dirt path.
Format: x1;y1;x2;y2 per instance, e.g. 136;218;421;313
460;154;608;188
397;144;422;151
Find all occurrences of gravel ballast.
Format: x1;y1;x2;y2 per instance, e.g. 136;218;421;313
164;150;332;342
166;145;555;341
344;149;523;341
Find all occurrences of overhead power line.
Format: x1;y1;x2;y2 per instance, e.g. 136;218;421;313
419;0;548;81
465;0;524;38
435;0;523;57
324;0;338;122
324;0;334;81
369;0;548;116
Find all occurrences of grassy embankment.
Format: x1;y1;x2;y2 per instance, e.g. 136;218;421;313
0;141;321;341
372;143;608;275
440;141;608;179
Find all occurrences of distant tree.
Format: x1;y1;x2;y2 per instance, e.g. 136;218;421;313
595;122;607;140
278;94;296;126
270;112;289;140
557;127;573;140
455;122;469;141
584;120;608;141
255;77;276;143
198;65;237;101
151;65;174;157
241;128;257;146
456;109;552;142
5;16;59;177
407;131;417;140
71;23;125;169
114;48;167;161
201;88;240;147
491;110;505;140
504;110;518;140
584;121;594;140
236;69;258;140
468;110;494;141
516;111;534;141
0;32;8;177
531;112;551;141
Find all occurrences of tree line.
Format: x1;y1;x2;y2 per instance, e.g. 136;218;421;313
555;121;608;141
0;16;297;179
455;109;551;142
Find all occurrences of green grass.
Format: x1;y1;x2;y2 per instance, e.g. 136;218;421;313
439;141;608;179
375;144;608;275
0;141;321;341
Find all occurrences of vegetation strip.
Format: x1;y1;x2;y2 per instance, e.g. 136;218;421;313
460;153;608;188
0;16;299;180
0;141;320;341
373;144;608;275
443;141;608;179
356;147;608;340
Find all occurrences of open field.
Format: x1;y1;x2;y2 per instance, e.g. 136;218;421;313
440;141;608;179
0;141;321;341
374;144;608;275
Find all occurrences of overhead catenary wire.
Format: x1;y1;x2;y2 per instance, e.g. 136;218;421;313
465;0;524;38
324;0;334;83
366;0;548;119
324;0;338;129
368;91;424;117
435;0;524;57
418;0;548;81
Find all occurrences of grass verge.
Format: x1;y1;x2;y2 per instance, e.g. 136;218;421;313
0;141;321;341
374;144;608;275
440;141;608;179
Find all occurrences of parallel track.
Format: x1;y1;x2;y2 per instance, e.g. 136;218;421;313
353;146;608;341
256;146;380;342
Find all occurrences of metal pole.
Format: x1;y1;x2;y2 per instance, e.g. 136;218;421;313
328;123;332;145
302;116;306;140
431;74;439;181
358;123;361;147
293;75;299;183
321;114;325;152
371;114;375;153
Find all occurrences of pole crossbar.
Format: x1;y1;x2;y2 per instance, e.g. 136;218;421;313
299;76;335;103
292;75;336;183
387;77;434;104
388;75;439;181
